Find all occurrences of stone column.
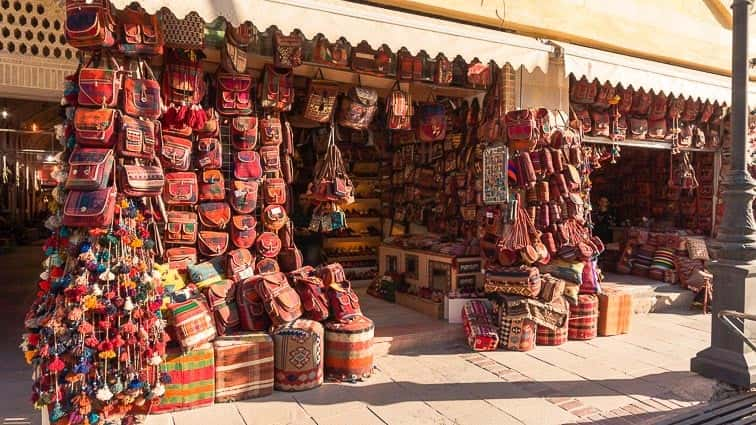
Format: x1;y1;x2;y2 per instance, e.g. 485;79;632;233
690;0;756;387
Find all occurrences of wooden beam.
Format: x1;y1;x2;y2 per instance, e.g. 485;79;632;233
702;0;733;30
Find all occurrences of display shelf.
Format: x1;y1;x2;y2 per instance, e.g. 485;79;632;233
324;255;379;262
583;136;719;152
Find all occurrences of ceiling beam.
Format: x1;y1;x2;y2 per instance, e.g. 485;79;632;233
703;0;733;30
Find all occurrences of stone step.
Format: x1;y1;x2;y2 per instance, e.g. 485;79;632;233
602;273;697;314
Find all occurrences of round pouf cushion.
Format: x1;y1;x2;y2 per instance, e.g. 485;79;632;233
568;294;598;341
324;316;375;382
271;319;324;391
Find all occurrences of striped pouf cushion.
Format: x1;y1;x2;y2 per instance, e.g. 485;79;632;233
651;248;677;270
151;344;215;413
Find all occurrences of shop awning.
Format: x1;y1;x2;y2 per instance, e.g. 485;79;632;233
110;0;553;72
562;42;756;104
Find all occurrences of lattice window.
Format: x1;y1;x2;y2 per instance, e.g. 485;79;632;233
0;0;74;60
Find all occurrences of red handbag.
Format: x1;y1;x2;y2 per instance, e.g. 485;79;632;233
327;281;362;322
338;87;378;130
231;116;258;150
260;65;294;112
117;7;163;57
163;171;198;206
227;248;255;283
160;135;192;171
236;280;271;331
254;272;302;326
233;150;263;180
506;109;538;151
118;163;164;197
319;263;346;286
229;180;258;214
312;35;350;69
74;108;118;148
165;211;198;245
290;266;329;321
256;232;282;258
204;279;240;336
197;137;222;169
65;0;116;49
66;147;114;191
259;146;281;174
273;32;303;68
122;59;162;120
570;76;598;104
387;87;414;131
648;92;668;121
216;72;254;116
197;231;229;257
278;222;303;273
231;215;257;249
199;170;225;202
77;54;121;107
631;89;652;116
263;178;287;205
62;186;116;228
198;202;231;229
220;23;251;74
165;246;197;271
261;116;282;146
119;115;157;159
161;52;205;106
262;204;288;231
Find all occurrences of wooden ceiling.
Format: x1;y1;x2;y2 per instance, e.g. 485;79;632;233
0;97;60;151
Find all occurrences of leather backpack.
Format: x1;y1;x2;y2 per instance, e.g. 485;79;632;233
397;49;425;81
312;35;350;68
226;248;255;283
631;88;652;115
117;7;163;57
290;266;329;321
62;186;116;228
351;41;393;76
434;54;453;86
65;0;116;49
160;135;192;171
197;231;229;257
74;108;118;148
231;215;257;249
234;150;263;180
118;162;164;197
648;92;668;121
506;109;537;151
216;72;254;116
570;76;598;104
204;280;240;336
338;87;378;130
230;180;259;214
304;76;340;123
327;281;362;322
231;116;258;150
198;201;231;229
273;32;303;68
197;137;222;169
416;102;446;142
220;23;251;74
254;272;302;326
198;169;225;202
163;171;198;205
259;64;294;112
78;53;121;107
66;147;114;191
119;115;157;159
237;280;271;331
162;51;206;106
165;211;197;245
123;59;162;120
278;221;303;273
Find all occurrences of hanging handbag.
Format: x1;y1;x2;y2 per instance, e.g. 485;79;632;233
123;59;162;120
204;279;240;336
304;74;340;123
570;76;598;104
260;146;281;174
682;97;701;122
165;246;197;271
256;231;282;257
160;135;192;171
338;87;378;130
220;23;251;74
278;221;303;273
227;248;255;283
163;171;198;205
434;54;453;86
387;83;414;131
648;92;668;121
62;185;116;228
165;211;198;245
416;102;447;142
237;280;271;331
216;72;254;116
629;117;648;140
647;119;667;140
234;150;263;180
157;9;205;50
66;147;114;191
397;49;424;81
261;116;283;146
254;272;302;326
616;85;634;114
262;204;288;231
290;266;329;321
197;137;222;169
119;115;157;159
198;201;231;229
118;162;165;197
350;41;392;75
117;7;163;56
312;35;350;68
263;178;287;205
274;32;303;68
506;109;537;151
161;52;206;106
197;231;229;257
230;180;259;214
467;61;492;88
590;110;610;137
259;64;294;112
199;169;225;202
631;89;652;116
231;215;257;249
65;0;116;49
77;53;121;107
74;108;119;148
231;116;258;150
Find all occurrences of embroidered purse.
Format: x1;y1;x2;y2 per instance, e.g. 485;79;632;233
160;135;192;171
62;186;116;228
434;54;453;85
199;169;225;202
230;180;259;214
416;102;447;142
198;202;231;229
227;248;255;283
260;64;294;112
256;232;282;257
274;32;303;68
234;150;263;180
65;0;116;49
119;115;157;159
78;54;121;107
304;78;340;123
197;137;222;169
123;59;162;119
312;35;350;68
231;215;257;249
117;7;163;57
165;211;198;245
66;147;114;191
197;231;229;257
262;204;288;231
163;171;198;205
338;87;378;130
261;116;283;146
119;163;165;197
165;246;197;271
216;72;254;116
263;178;287;205
351;41;392;75
254;272;302;326
260;146;281;173
74;108;118;148
231;116;258;150
387;86;413;131
204;279;240;336
167;298;216;352
237;280;271;331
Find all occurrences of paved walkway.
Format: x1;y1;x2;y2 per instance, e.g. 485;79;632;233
1;245;719;425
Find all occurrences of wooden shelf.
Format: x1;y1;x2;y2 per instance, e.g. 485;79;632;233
583;136;719;152
324;255;378;262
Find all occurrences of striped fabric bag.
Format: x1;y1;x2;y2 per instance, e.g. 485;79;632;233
213;332;274;402
272;319;324;391
151;344;215;413
536;303;569;346
324;316;375;381
568;294;598;340
168;298;217;352
462;300;499;351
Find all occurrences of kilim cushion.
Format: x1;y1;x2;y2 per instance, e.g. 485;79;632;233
272;319;325;391
495;295;537;351
541;259;584;285
168;297;217;352
461;300;494;327
568;294;598;340
651;248;676;270
536;311;569;346
466;323;500;351
324;316;375;381
150;344;215;413
539;274;566;303
213;332;274;402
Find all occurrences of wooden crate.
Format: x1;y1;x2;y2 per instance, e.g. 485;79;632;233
395;292;444;319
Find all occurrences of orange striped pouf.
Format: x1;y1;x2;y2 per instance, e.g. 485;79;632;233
568;294;599;341
324;316;375;382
